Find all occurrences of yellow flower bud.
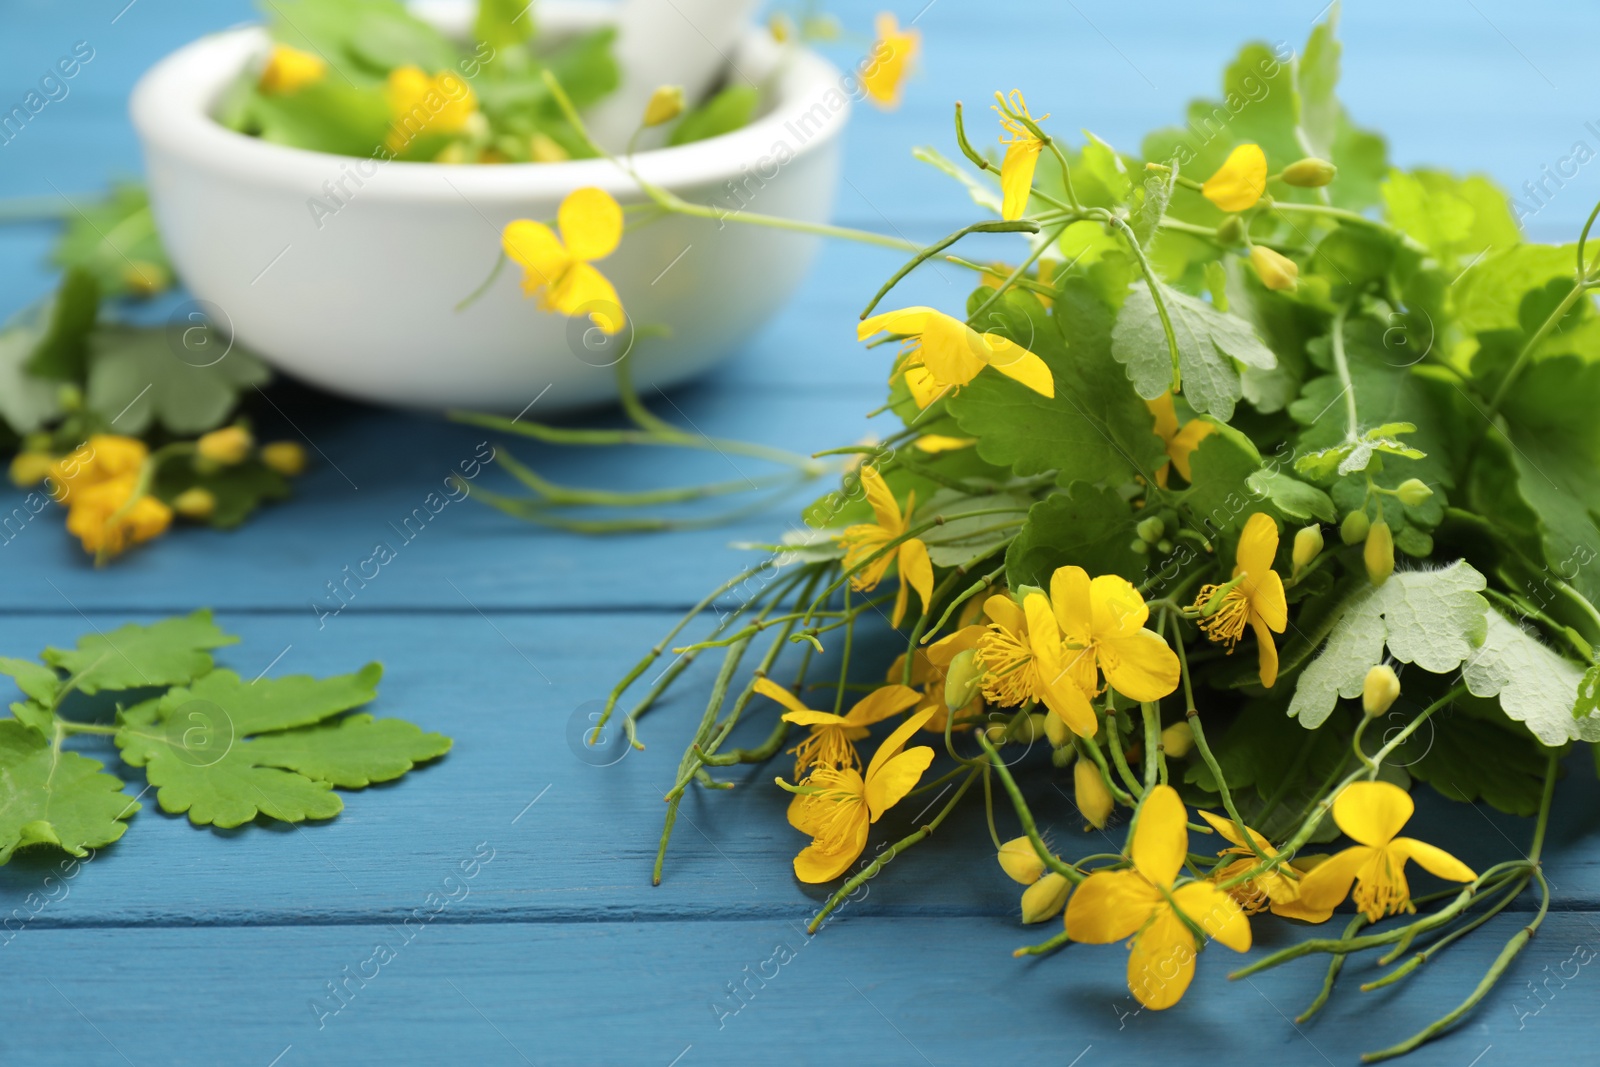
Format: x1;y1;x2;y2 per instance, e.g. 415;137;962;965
1340;510;1370;546
1043;710;1072;748
1160;720;1194;759
1280;157;1338;187
984;723;1008;744
260;441;308;477
1249;245;1299;292
173;487;217;521
997;836;1045;885
1292;524;1324;573
1362;664;1401;717
1136;516;1165;543
643;85;685;127
1020;871;1071;923
1396;478;1434;507
1365;520;1395;586
529;133;569;163
1074;757;1114;830
122;260;171;298
259;43;328;95
943;648;981;712
196;426;253;466
9;451;55;488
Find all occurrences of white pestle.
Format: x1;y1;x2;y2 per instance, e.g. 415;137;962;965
583;0;760;151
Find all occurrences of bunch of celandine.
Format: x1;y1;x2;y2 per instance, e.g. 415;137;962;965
501;6;1598;1059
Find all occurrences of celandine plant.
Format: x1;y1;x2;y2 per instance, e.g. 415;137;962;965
475;8;1600;1059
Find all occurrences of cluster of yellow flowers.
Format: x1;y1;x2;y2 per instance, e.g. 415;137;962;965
9;430;307;561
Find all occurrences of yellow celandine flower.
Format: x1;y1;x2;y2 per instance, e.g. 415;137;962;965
1146;392;1214;488
502;188;627;335
64;475;173;558
889;624;987;732
837;465;934;627
972;588;1098;736
1042;565;1183;732
1193;512;1288;687
1197;810;1330;922
1202;144;1268;213
1294;781;1475;923
384;66;479;152
858;306;1054;409
752;676;921;775
1066;785;1251;1010
259;44;327;94
861;13;920;110
782;708;938;882
47;434;147;501
994;90;1046;221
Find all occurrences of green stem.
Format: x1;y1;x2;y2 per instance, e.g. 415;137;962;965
976;731;1083;884
859;219;1043;319
1108;215;1181;393
1486;278;1592;419
1330;306;1360;443
807;769;982;933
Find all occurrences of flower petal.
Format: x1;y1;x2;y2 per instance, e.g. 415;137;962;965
859;306;936;342
558;187;623;261
865;707;938;782
846;684;923;727
794;814;869;883
984;593;1025;636
1131;784;1188;888
1236;512;1280;577
1391;838;1476;883
551;261;625;333
1102;630;1181;702
1169;418;1214;483
1145;392;1178;444
501;220;568;286
927;625;985;666
915;313;989;390
898;537;935;621
857;464;903;533
981;335;1054;397
900;364;946;408
1250;613;1280;689
1332;780;1414;847
780;710;853;727
1249;569;1288;633
1127;906;1198;1010
1064;868;1160;944
1201;143;1267;213
1292;844;1372;913
865;746;934;821
1049;565;1093;644
1172;881;1251;952
1041;672;1098;737
1196;809;1255;851
754;676;816;718
1000;140;1041;221
1089;574;1150;637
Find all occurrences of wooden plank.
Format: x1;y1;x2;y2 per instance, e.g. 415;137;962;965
2;912;1596;1065
1;611;1594;929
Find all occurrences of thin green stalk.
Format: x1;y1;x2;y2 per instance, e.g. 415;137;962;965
1330;306;1360;442
1486;278;1592;418
807;769;982;933
1012;927;1073;957
977;731;1083;884
859;219;1043;319
1296;912;1371;1023
1108;215;1181;393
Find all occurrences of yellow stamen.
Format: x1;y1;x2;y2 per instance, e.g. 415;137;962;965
974;629;1034;707
1194;585;1251;650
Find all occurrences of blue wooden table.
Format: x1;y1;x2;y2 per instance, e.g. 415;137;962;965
4;2;1600;1064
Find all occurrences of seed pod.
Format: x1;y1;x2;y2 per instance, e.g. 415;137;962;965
1365;520;1395;586
1363;664;1401;717
1341;510;1370;545
1281;157;1338;187
997;836;1045;885
1020;871;1071;923
1292;525;1324;573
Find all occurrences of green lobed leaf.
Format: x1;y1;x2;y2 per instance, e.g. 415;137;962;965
1110;280;1277;421
1390;694;1551;816
0;657;63;707
49;182;172;299
1462;610;1597;746
1004;483;1145;590
916;489;1032;568
0;722;139;863
24;268;99;382
1288;561;1490;727
1245;469;1336;522
113;664;437;829
42;610;238;695
84;325;271;436
0;301;63;435
948;281;1167;487
153;459;292;530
